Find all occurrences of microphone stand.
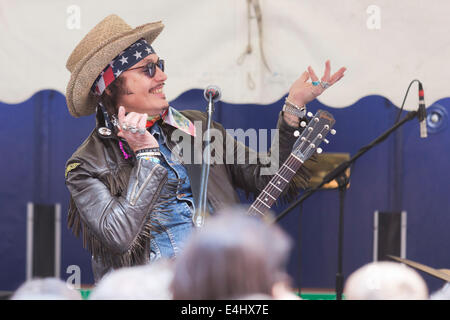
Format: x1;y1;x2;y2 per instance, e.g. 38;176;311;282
273;110;419;299
193;94;215;227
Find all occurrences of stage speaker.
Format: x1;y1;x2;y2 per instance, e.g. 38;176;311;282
373;211;406;261
26;203;61;279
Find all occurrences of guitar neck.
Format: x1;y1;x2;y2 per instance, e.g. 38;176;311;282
248;153;303;217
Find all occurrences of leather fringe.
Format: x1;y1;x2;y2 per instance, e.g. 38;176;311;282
67;171;185;269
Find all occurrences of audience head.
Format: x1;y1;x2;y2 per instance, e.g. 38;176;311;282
344;261;428;300
171;207;294;300
89;259;173;300
10;277;81;300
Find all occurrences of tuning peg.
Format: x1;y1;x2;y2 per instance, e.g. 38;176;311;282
300;121;307;128
323;138;329;144
294;130;300;137
330;129;336;135
307;111;313;118
317;148;323;154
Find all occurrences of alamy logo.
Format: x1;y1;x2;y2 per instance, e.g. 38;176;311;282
169;121;280;175
66;5;81;30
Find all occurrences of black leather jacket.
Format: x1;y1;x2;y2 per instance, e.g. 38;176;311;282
65;109;314;281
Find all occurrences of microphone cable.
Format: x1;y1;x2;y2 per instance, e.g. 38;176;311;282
394;79;421;124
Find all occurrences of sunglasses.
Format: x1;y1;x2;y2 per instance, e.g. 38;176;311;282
126;59;165;78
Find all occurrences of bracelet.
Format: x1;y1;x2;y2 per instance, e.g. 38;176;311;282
283;103;306;119
285;98;306;111
137;156;161;164
136;147;160;154
136;151;161;157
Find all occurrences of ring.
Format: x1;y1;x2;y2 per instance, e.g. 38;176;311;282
320;81;330;89
138;128;146;135
129;126;138;133
312;81;320;86
122;123;128;131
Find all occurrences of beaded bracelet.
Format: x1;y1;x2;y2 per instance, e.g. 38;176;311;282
136;154;161;164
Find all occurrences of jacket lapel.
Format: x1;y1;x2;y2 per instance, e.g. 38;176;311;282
162;122;203;209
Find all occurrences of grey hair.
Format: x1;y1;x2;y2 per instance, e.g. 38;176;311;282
344;261;429;300
89;259;174;300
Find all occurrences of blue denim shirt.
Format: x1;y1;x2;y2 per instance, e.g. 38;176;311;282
148;123;195;261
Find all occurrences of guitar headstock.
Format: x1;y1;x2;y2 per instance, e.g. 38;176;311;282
292;110;336;162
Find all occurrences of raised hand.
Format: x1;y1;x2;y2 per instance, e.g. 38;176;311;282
116;106;159;152
287;60;346;107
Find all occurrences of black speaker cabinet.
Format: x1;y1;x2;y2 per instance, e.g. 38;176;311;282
26;203;61;279
373;211;406;261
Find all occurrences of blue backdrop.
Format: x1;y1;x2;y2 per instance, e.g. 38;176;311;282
1;89;449;293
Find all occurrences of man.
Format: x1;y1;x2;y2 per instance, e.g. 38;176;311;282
64;14;345;281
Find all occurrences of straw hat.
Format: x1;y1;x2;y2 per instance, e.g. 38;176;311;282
65;14;164;117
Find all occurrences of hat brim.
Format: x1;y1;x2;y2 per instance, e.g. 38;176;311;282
66;21;164;117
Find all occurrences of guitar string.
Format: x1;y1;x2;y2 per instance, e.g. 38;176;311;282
250;118;330;214
252;123;330;212
252;155;302;212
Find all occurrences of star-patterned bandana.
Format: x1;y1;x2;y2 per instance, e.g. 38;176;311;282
147;107;196;137
92;38;155;96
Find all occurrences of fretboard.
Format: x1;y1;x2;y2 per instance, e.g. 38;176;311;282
247;153;303;217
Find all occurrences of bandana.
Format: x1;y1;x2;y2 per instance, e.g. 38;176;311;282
146;109;168;128
92;38;156;96
147;107;196;137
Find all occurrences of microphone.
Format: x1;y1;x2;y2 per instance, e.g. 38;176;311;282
418;82;427;138
203;85;222;103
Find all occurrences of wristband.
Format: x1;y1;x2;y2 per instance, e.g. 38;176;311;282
282;103;306;119
136;146;161;163
138;156;161;164
136;151;161;157
136;147;160;154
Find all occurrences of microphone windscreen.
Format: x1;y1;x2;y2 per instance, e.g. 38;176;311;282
203;85;222;102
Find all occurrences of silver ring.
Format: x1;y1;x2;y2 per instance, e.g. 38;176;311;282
129;126;138;133
122;123;128;131
138;128;146;135
320;81;330;89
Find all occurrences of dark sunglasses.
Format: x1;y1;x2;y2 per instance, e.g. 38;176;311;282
127;59;165;77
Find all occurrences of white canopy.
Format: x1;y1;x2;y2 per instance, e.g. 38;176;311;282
0;0;448;109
